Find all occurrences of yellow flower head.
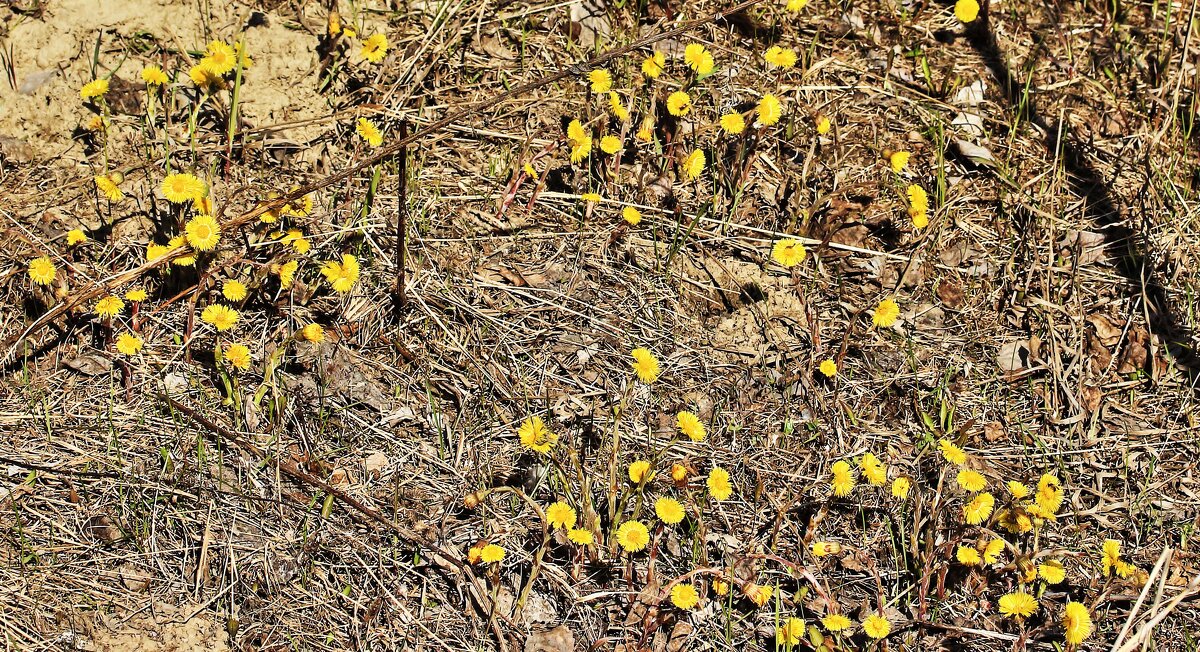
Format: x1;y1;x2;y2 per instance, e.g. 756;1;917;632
518;416;557;454
939;439;967;465
95;174;124;202
277;260;299;289
776;617;805;647
712;579;729;596
670;583;700;610
615;520;649;552
956;545;981;565
771;239;806;267
223;343;251;371
201;304;239;331
963;492;995;525
567;119;588;144
1062;602;1093;645
655;497;685;525
467;542;485;564
188;63;225;91
161;173;206;204
641;51;665;79
545;501;577;530
955;0;981;23
64;229;87;246
861;614;891;640
1101;539;1122;576
636;118;654;143
360;33;389;63
1038;559;1066;584
860;453;887;486
670;463;688;483
682;149;705;181
125;288;148;302
1007;481;1031;499
201;40;237;75
587;68;612;93
479;543;505;564
683;43;714;75
676;411;706;442
815;114;832;135
707;466;733;500
744;583;772;607
299;322;324;343
568;528;594;545
811;541;842;558
719;112;746;135
892;476;912;499
818;358;838;377
95;295;125;318
185;214;221;251
830;460;856;497
981;538;1005;564
80;78;109;99
1035;473;1064;515
907;184;929;228
622;206;642;225
321;254;361;294
580;192;602;204
630;347;660;383
999;592;1038;620
222;280;248;302
785;0;809;12
523;164;538;180
756;93;782;126
599;135;622;155
141;65;168;86
115;332;143;356
822;614;852;632
282;229;311;254
956;469;987;492
570;136;592;163
28;256;56;285
872;298;900;327
889;150;911;173
608;92;630;121
356;117;383;147
998;507;1033;534
764;46;798;69
628;460;652;484
666;91;692;117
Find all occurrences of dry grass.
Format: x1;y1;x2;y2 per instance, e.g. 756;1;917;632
1;0;1199;650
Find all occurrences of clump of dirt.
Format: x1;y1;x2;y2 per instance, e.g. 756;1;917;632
90;603;228;652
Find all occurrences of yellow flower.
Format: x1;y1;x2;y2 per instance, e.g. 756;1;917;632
95;295;125;318
860;453;887;486
568;528;594;545
785;0;809;12
872;298;900;327
771;239;806;267
811;541;842;558
999;592;1038;619
756;93;782;126
622;206;642;225
1007;481;1031;499
682;149;705;181
523;164;538;180
185;214;221;251
615;520;649;552
161;173;206;204
981;538;1005;564
360;33;389;63
666;91;692;117
655;497;685;525
1062;602;1093;645
146;243;170;262
956;469;987;492
670;463;688;483
956;545;981;565
630;347;660;383
822;614;852;632
80;78;109;99
115;332;143;355
141;65;168;86
222;280;248;302
744;583;772;607
518;416;557;454
815;115;832;135
570;137;592;163
467;542;485;564
201;304;239;331
818;358;838;377
479;543;505;564
861;614;890;640
357;117;383;147
201;41;237;75
891;476;912;499
299;322;324;343
282;229;311;254
963;492;995;525
636;119;654;143
587;68;612;93
907;184;929;228
683;43;714;75
712;579;729;596
1035;473;1064;515
188;63;224;91
719;112;746;135
85;115;107;131
66;229;87;246
95;174;123;201
939;439;967;465
1101;539;1122;576
599;135;622;155
670;583;700;610
580;192;602;203
279;187;313;217
1038;560;1066;584
776;617;805;647
628;460;652;484
676;411;705;442
707;466;732;500
567;119;588;144
955;0;981;23
764;46;798;69
125;288;147;302
830;460;856;497
889;150;910;173
608;92;629;121
321;254;361;294
546;501;577;529
278;260;299;289
223;343;251;371
641;51;665;79
998;508;1033;534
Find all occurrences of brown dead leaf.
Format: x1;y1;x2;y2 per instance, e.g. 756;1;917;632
363;452;388;478
983;421;1005;443
1088;314;1124;346
936;279;965;309
997;340;1031;372
1081;384;1103;413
